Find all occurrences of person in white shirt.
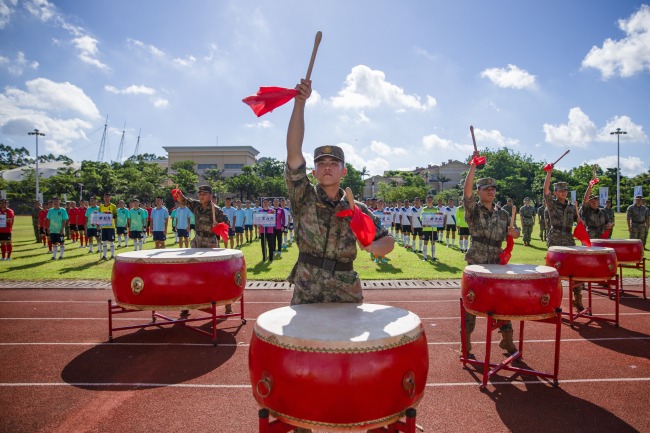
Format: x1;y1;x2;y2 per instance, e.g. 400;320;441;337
444;198;458;247
400;199;412;248
410;197;424;252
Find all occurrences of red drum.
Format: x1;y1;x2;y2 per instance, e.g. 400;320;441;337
111;248;246;310
545;246;617;281
461;264;561;320
249;303;429;431
590;239;644;265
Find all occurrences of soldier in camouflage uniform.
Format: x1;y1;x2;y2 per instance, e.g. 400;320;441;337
580;180;613;239
626;195;649;243
286;78;394;310
175;184;232;315
602;199;615;239
31;200;42;242
461;155;520;357
519;197;536;246
537;202;547;241
502;198;518;229
543;168;582;309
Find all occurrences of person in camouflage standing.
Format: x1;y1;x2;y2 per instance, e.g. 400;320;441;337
519;197;536;246
626;195;648;245
602;199;615;239
580;179;613;239
537;202;547;241
175;184;232;315
543;166;583;310
461;152;520;358
502;198;518;229
31;200;42;242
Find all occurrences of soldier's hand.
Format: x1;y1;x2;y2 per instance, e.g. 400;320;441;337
344;187;355;210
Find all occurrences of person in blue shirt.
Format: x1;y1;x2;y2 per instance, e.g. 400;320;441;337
151;196;169;249
116;200;130;248
243;200;255;244
232;199;246;248
222;197;236;249
174;202;192;248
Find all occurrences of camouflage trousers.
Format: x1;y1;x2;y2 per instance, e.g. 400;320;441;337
539;225;546;241
629;223;646;241
522;224;534;244
463;312;512;334
191;234;219;248
546;231;575;248
289;263;363;306
32;218;40;241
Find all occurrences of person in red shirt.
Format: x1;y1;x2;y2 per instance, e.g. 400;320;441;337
0;199;14;260
39;201;52;252
76;199;88;247
67;201;79;244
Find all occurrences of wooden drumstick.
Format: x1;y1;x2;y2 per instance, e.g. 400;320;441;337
593;164;597;179
510;205;517;229
305;31;322;81
551;149;570;167
344;187;355;210
470;125;478;154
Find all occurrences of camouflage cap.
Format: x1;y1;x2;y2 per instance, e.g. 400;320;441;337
553;182;568;191
589;194;599;200
524;197;530;201
635;194;643;199
314;145;345;163
476;177;497;189
198;185;213;194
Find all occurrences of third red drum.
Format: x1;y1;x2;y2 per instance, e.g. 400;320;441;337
590;239;644;265
461;264;562;320
546;245;617;281
248;303;429;431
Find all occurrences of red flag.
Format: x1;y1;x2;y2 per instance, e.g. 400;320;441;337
573;221;592;246
469;155;486;167
212;222;230;245
171;187;182;200
589;178;600;186
336;207;376;247
242;87;298;117
600;229;611;239
499;235;514;265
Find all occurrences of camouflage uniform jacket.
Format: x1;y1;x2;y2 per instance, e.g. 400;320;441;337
286;164;390;305
502;204;518;228
626;204;648;225
520;205;536;226
185;197;229;248
580;204;610;238
463;196;509;265
602;207;615;228
544;193;576;247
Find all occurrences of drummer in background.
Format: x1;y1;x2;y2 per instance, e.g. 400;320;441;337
543;169;582;310
537;202;547;242
285;78;393;306
462;153;520;357
603;199;615;239
626;195;648;246
176;185;232;316
580;180;613;239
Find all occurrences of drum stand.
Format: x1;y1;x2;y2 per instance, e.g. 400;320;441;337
258;408;420;433
107;296;246;346
460;301;562;390
564;275;619;328
617;258;647;299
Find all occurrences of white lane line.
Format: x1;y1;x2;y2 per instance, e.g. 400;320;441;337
1;377;649;388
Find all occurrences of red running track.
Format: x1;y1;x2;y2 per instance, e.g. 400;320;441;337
0;286;649;433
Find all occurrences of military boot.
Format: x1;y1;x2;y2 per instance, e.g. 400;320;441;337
224;304;233;314
498;329;517;355
573;287;585;312
460;331;472;357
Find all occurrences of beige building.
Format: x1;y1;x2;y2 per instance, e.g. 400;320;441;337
162;146;259;182
414;159;468;195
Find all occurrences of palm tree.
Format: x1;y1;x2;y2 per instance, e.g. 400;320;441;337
438;175;450;191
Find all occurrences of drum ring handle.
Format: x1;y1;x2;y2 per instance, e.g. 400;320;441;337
131;277;144;295
540;294;550;307
402;371;415;399
256;371;273;399
465;290;476;304
608;264;614;271
554;261;561;270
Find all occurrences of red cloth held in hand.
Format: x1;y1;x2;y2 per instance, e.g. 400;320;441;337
336;207;376;247
171;188;182;200
543;163;554;172
470;155;486;166
212;222;229;245
573;221;592;247
600;229;611;239
499;235;514;265
242;87;299;117
589;178;600;186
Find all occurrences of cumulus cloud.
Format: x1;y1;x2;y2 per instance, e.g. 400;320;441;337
598;115;648;143
0;51;39;76
0;0;16;29
369;140;408;156
244;120;273;129
331;65;437;111
543;107;598;148
127;38;165;58
422;133;473;154
173;55;197;67
481;64;537;89
72;35;108;70
473;128;520;148
153;98;168;108
586;155;646;177
4;78;100;118
105;84;156;95
582;5;650;79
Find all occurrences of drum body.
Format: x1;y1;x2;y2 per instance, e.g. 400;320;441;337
461;264;561;320
111;248;246;310
249;303;429;431
545;246;617;281
590;239;643;265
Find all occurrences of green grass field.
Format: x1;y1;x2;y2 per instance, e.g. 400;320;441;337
1;215;646;281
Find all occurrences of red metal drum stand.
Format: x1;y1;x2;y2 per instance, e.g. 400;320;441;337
460;300;562;390
108;297;245;346
564;275;619;328
618;258;647;299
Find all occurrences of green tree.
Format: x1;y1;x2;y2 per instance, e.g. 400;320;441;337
253;158;285;179
225;166;262;200
171;160;197;173
0;144;33;168
341;163;365;197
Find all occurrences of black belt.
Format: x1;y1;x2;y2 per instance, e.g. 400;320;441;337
470;236;502;248
552;226;573;234
298;252;354;272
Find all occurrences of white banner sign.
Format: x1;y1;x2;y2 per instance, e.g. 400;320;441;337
0;190;5;200
379;214;393;227
90;212;112;226
62;193;67;203
634;185;643;197
570;190;577;204
421;213;445;228
0;214;6;228
599;187;608;207
254;212;276;227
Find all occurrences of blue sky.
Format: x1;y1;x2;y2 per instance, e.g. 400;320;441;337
1;0;649;177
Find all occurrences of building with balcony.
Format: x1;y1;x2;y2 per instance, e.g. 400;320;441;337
162;146;260;182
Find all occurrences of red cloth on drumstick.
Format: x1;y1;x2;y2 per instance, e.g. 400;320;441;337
171;187;182;200
242;87;299;117
336;207;376;247
212;222;229;244
499;235;514;265
589;178;600;186
469;155;486;166
543;163;554;172
573;221;592;247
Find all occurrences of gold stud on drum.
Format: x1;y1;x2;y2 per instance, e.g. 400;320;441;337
131;277;144;295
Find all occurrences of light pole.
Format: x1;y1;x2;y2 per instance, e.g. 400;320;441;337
78;183;84;202
610;127;627;212
28;129;45;202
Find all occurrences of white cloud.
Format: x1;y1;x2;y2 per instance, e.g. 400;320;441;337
481;64;537;89
24;0;55;23
153;97;168;108
543;107;598;147
71;35;108;70
586;155;646;177
598;115;648;143
422;133;473;154
473;128;520;148
105;84;156;95
173;55;197;67
369;140;408;156
244;120;273;129
306;89;321;107
4;78;100;118
582;5;650;79
0;0;17;29
127;38;165;58
330;65;437;111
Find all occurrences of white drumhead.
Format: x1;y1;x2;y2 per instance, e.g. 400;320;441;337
547;246;615;255
115;247;243;263
254;303;423;352
464;263;558;279
591;239;642;245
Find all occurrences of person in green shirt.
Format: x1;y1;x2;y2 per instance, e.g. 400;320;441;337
45;196;69;260
421;195;442;261
455;200;469;253
116;200;130;248
127;199;148;251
